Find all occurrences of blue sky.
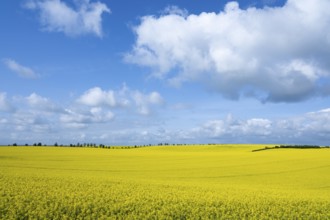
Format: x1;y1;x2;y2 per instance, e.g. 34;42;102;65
1;0;330;145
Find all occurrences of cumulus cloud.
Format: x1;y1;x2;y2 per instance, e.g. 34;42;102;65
0;92;15;112
76;86;164;115
196;109;330;144
6;93;64;134
201;116;272;139
26;93;63;112
13;112;53;133
60;107;114;128
1;88;330;145
77;87;117;107
303;108;330;135
93;107;330;144
131;91;164;115
3;59;38;79
0;86;165;144
126;0;330;103
25;0;110;37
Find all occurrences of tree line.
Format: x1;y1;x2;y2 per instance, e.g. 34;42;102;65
252;145;329;152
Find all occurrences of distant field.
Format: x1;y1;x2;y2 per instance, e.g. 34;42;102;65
1;145;329;219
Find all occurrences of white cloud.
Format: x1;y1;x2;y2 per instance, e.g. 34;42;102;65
0;93;15;112
1;86;330;145
5;93;64;135
195;109;330;144
77;87;117;107
2;97;330;145
25;0;110;37
26;93;63;112
162;5;188;17
126;0;330;102
27;93;49;106
131;91;164;115
200;115;272;138
3;58;38;79
303;109;330;133
13;112;53;133
77;86;164;115
60;107;114;128
0;86;165;144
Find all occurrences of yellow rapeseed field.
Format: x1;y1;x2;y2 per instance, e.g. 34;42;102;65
0;145;329;219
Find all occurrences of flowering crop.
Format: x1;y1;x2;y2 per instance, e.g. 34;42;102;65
0;145;329;219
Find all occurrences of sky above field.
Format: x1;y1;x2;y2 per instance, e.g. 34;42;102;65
1;0;330;145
